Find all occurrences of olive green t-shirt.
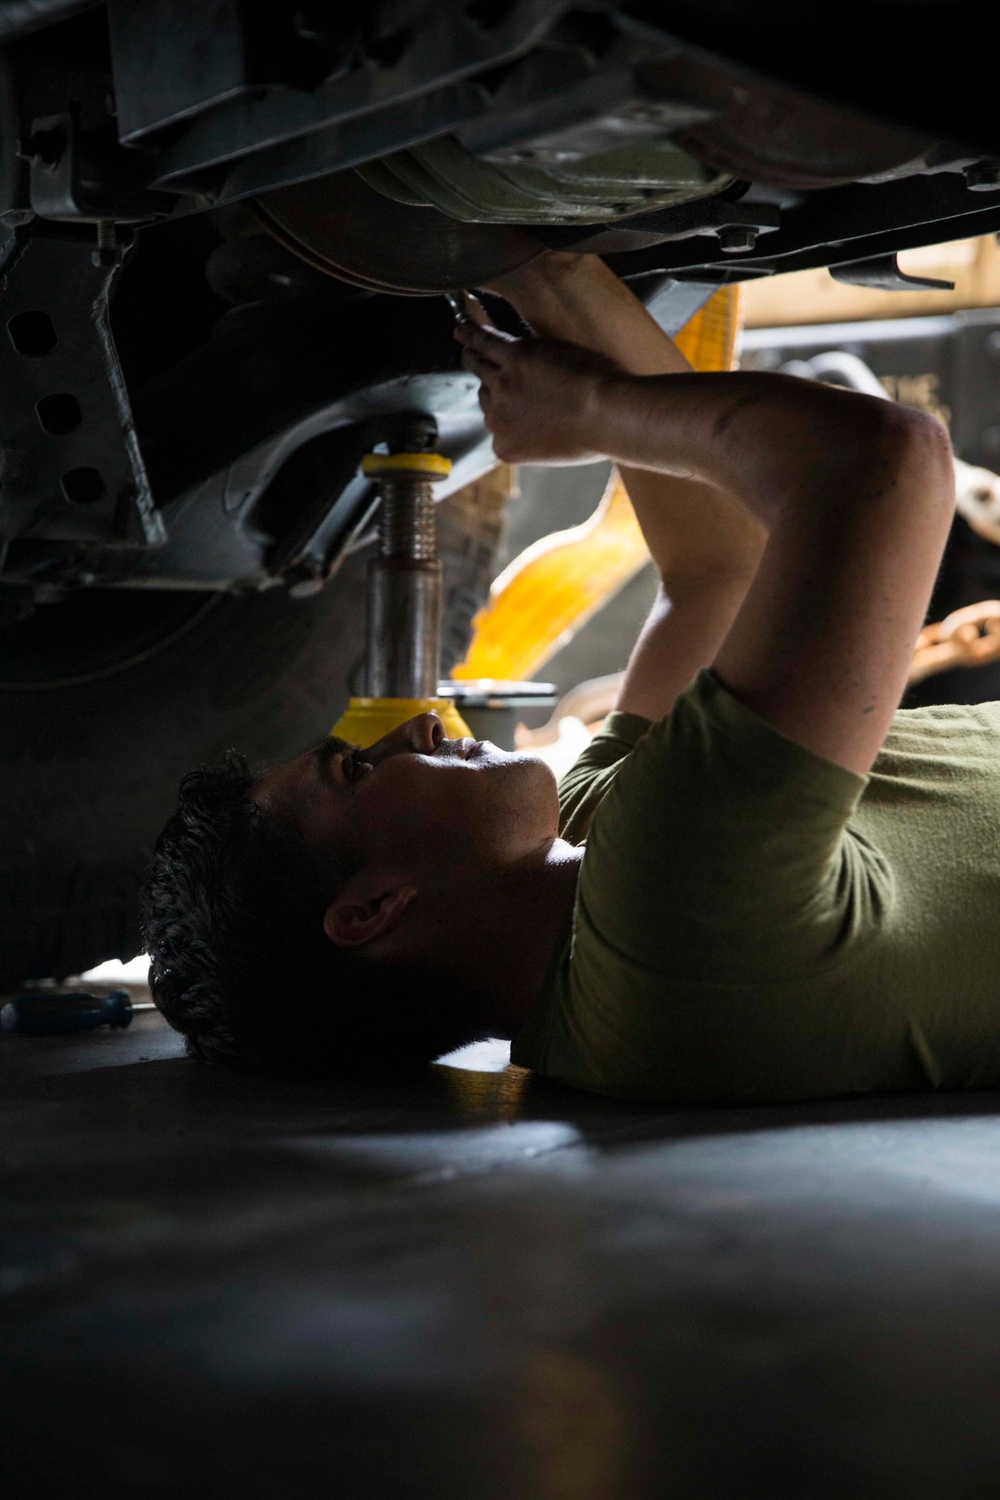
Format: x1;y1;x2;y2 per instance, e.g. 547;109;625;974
511;670;1000;1104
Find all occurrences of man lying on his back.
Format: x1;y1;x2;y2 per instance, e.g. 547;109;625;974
144;253;997;1104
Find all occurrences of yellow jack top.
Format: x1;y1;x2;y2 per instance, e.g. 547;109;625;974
361;452;453;478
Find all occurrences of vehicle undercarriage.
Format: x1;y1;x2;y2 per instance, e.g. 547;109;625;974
1;0;998;982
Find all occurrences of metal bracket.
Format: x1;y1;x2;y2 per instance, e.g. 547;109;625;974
539;197;781;255
261;415;435;591
830;252;955;292
0;227;162;551
24;111;171;224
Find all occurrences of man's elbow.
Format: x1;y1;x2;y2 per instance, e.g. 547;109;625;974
872;402;955;516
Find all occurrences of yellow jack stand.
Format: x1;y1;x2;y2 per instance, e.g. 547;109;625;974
331;450;472;748
332;694;472;746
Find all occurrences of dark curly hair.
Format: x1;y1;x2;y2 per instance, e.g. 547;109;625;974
141;752;486;1076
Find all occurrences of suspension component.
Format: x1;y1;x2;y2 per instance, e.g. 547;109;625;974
330;446;472;747
361;451;450;699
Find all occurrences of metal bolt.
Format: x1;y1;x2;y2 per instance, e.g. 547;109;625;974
362;451;451;699
377;476;437;561
717;226;758;255
91;221;120;268
965;161;1000;191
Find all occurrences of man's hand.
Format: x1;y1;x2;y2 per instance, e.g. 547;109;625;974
457;265;765;726
455;319;621;464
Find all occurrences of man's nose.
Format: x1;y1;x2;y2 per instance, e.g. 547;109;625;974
366;712;445;764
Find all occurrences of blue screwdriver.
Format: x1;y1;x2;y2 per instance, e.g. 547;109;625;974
0;988;155;1036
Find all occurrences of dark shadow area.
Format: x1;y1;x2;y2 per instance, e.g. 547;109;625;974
7;1008;1000;1499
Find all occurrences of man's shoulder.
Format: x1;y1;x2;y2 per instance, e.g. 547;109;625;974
878;697;1000;774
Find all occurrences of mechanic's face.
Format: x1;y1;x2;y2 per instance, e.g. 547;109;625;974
253;713;559;881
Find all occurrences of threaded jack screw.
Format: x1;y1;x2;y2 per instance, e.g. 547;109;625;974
360;451;452;699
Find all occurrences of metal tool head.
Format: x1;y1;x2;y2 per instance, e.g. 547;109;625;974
443;291;473;324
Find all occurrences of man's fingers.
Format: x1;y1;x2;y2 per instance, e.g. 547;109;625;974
460;345;498;380
454;320;517;364
461;291;493;328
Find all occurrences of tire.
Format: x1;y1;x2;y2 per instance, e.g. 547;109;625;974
0;479;506;986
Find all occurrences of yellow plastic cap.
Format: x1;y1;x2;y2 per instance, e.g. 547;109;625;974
361;452;452;479
331;696;471;747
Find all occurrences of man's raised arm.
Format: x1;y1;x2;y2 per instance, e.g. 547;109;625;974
457;321;954;775
478;254;765;723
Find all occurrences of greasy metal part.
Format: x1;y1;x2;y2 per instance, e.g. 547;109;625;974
261;427;384;594
718;226;757;255
13;5;1000;598
254;170;546;294
116;3;692;211
0;227;161;552
965;161;1000;191
661;56;939;191
118;3;975;218
476;97;716;165
354;131;731;225
365;461;449;699
89;372;494;594
602;171;1000;284
47;275;716;595
539;194;779;255
830;253;955;293
103;1;1000;293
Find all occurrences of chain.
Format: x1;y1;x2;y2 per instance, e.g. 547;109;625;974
909;600;1000;684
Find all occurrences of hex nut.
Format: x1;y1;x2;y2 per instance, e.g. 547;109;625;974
717;227;758;255
965;161;1000;191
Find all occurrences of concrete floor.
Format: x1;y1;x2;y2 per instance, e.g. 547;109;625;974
5;1001;1000;1498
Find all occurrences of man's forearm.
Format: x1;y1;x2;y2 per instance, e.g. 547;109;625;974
458;308;955;771
586;368;946;532
486;256;764;585
485;255;765;722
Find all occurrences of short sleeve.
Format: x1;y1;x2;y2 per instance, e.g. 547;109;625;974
558;710;651;846
577;670;892;984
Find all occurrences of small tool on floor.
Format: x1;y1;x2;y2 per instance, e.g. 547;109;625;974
0;988;155;1036
332;427;472;746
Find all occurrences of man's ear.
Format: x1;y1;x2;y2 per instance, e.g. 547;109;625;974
322;878;418;949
